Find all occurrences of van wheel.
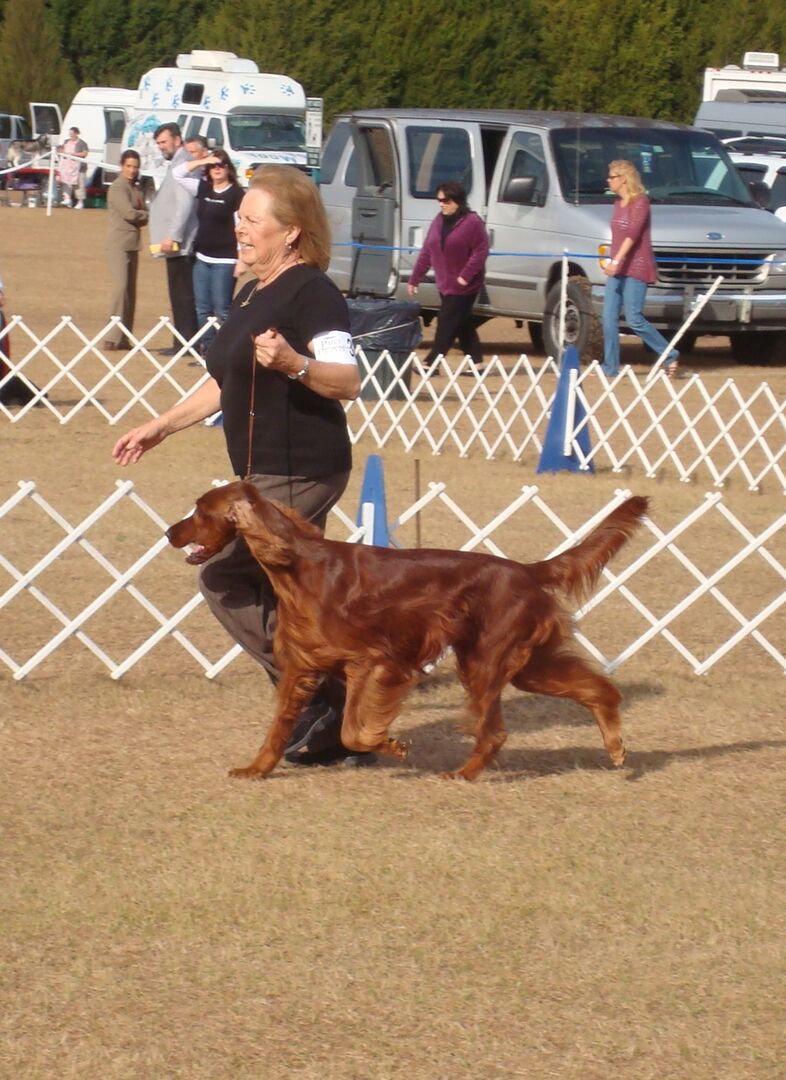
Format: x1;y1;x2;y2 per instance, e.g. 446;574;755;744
729;331;785;365
527;321;544;353
542;276;602;362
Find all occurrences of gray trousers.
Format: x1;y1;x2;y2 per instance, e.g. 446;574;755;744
106;248;138;347
198;471;350;685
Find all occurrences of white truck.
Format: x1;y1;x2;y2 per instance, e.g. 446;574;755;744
121;50;311;192
695;52;786;140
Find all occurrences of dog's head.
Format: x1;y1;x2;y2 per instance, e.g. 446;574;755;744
166;481;252;564
166;481;321;567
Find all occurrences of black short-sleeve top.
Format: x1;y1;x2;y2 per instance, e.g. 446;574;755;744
206;265;353;478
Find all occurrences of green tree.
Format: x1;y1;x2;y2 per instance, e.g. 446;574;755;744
0;0;76;114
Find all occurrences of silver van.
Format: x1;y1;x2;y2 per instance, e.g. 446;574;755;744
320;109;786;363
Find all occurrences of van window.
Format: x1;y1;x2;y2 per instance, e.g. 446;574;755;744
320;121;351;185
405;126;472;198
499;131;548;204
182;83;205;106
226;114;305;152
104;109;127;142
206;117;224;147
551;126;754;207
0;116;10;138
770;170;786;214
185;116;203;140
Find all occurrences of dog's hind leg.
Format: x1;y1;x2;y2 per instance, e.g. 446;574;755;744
511;653;626;767
229;668;320;779
339;663;412;761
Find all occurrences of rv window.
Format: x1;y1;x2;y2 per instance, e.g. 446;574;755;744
104;109;126;142
499;131;548;205
206;118;224;148
320;121;351;185
551;126;755;207
226;114;305;152
182;83;205;106
0;116;10;138
405;126;472;198
185;116;203;140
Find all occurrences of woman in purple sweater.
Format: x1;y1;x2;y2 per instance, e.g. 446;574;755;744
407;181;489;374
602;159;679;377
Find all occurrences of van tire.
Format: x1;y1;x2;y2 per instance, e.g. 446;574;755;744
729;331;785;365
542;276;602;362
527;321;544;353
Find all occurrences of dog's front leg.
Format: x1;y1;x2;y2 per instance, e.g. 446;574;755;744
229;669;318;779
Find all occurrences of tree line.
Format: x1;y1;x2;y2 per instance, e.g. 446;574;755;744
2;0;786;127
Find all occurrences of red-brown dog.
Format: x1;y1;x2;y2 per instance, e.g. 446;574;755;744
167;482;648;780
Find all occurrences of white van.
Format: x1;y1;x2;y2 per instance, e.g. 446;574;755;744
320;108;786;364
695;52;786;141
30;88;138;193
122;50;309;191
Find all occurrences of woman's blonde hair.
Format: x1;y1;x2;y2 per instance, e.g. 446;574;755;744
609;159;645;197
248;164;331;270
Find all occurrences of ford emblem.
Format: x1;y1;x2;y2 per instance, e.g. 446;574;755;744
706;231;723;240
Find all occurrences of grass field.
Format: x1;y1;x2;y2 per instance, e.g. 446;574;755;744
1;205;785;1079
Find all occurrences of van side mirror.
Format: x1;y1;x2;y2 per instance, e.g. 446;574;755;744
748;179;770;209
502;175;538;205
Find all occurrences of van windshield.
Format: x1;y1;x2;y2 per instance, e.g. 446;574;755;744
226;114;305;152
551;126;755;207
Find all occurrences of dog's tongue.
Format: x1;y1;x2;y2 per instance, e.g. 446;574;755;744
186;546;207;565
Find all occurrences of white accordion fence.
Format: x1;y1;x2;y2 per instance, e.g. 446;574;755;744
1;480;784;680
1;315;785;492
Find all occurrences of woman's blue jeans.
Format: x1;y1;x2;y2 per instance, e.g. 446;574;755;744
193;259;236;353
602;275;677;375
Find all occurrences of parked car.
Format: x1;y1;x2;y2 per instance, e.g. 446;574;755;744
320;108;786;364
725;137;786;221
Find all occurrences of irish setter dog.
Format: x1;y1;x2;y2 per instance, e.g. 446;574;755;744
167;482;648;781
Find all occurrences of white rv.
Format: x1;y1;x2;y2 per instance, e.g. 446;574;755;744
695;52;786;140
122;50;309;190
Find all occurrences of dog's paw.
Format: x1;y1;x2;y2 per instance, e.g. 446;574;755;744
228;764;265;780
385;738;409;760
609;742;627;768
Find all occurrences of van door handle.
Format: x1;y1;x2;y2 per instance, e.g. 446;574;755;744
486;228;494;246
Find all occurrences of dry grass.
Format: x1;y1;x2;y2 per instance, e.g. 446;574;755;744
1;204;785;1079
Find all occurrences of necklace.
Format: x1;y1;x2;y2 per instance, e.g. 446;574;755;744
240;258;304;306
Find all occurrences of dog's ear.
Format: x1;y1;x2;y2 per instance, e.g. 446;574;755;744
227;490;295;568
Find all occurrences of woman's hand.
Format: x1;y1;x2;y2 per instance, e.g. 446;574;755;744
253;328;302;377
407;283;418;296
457;276;468;287
111;418;168;465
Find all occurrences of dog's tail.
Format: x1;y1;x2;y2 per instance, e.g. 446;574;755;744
533;495;649;603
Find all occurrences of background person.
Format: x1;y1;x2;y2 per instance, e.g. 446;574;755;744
112;164;366;766
407;180;489;375
148;122;198;356
172;148;244;356
104;150;148;352
602;159;679;378
59;126;88;209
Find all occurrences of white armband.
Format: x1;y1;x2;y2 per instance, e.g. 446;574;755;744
311;330;357;366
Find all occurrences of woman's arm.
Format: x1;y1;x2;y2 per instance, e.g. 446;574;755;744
458;215;490;285
252;330;360;400
112;377;222;465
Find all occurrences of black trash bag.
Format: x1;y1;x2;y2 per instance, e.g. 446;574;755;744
348;298;423;401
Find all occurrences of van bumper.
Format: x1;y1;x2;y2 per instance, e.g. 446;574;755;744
590;284;786;332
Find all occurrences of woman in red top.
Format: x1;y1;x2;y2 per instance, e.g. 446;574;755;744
602;159;679;377
407;180;489;374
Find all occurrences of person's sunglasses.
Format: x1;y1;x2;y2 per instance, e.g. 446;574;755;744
210;163;228;169
436;196;453;203
607;173;621;179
